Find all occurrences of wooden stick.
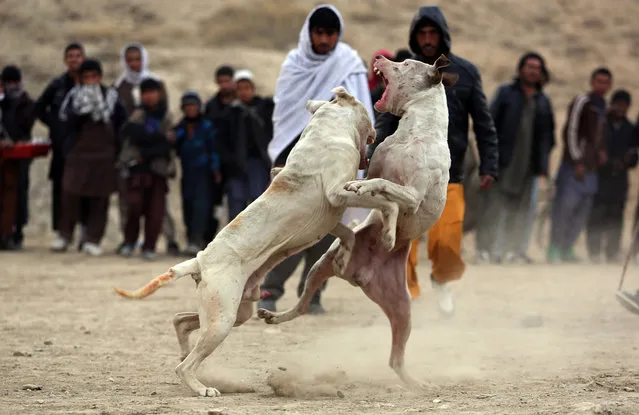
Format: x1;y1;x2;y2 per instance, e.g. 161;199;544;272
618;220;639;291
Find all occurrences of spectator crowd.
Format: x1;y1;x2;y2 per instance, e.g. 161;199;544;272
0;5;638;279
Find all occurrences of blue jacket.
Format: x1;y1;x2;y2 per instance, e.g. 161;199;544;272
174;117;221;175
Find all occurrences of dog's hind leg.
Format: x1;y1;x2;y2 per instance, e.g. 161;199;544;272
359;243;421;389
257;250;336;325
173;312;200;361
175;281;241;397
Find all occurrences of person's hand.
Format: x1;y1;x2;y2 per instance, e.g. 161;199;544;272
479;175;494;190
574;163;585;181
599;150;608;166
0;139;15;148
214;171;222;184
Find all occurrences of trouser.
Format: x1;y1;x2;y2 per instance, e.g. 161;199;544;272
124;173;167;252
550;163;597;252
474;182;501;253
52;176;63;232
407;239;420;299
520;177;540;255
492;176;536;256
226;157;270;221
260;235;336;303
182;173;214;247
119;174;176;244
406;184;466;296
586;198;624;261
13;160;30;244
0;160;20;240
59;193;109;245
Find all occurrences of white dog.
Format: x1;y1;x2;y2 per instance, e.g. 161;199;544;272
113;87;406;397
258;55;458;388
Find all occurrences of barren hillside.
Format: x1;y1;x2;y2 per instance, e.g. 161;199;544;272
2;0;639;246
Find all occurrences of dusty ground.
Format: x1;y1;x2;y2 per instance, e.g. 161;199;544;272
2;244;638;415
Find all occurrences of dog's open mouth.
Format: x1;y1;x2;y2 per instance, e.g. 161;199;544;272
373;65;389;111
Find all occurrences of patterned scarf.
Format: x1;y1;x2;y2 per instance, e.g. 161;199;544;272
59;84;119;123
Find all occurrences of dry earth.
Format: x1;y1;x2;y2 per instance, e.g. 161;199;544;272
2;1;639;414
1;244;639;415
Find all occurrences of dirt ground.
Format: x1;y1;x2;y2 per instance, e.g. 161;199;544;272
1;244;638;415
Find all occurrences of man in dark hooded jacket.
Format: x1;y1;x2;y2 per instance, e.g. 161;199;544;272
370;6;498;315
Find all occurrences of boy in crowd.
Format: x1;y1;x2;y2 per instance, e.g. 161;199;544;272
173;91;222;254
54;58;127;256
117;79;175;260
0;65;36;250
586;90;637;263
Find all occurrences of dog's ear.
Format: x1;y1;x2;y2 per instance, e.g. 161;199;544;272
442;72;458;87
331;86;356;104
433;54;451;71
306;100;328;114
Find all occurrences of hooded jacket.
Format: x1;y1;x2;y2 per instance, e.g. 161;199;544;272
370;6;499;183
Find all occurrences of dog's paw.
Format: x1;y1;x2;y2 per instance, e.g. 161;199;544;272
343;180;367;194
381;230;396;252
257;308;282;324
199;387;221;397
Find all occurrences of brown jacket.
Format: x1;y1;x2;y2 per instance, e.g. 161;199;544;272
115;79;169;117
562;93;606;171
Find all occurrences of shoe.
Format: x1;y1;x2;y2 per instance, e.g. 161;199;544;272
547;244;561;264
141;250;155;261
0;237;18;251
257;298;276;312
117;243;134;257
82;242;102;257
167;240;180;256
561;248;581;263
474;250;491;264
184;243;200;256
308;301;326;315
502;252;517;264
51;234;69;252
431;275;454;317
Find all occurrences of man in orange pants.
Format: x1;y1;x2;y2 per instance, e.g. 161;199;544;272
371;6;499;315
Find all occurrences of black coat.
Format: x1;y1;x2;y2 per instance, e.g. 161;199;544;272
34;72;77;179
489;80;555;175
217;97;273;178
596;115;638;203
370;6;499;183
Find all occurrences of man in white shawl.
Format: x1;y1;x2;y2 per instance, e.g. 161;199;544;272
259;4;374;315
113;42;180;256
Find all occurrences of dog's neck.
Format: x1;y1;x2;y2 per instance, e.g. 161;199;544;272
392;90;447;144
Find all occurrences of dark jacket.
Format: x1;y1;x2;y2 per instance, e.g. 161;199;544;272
595;114;638;203
489;79;555;175
34;72;76;179
0;90;36;142
370;6;499;183
174;116;221;174
217;96;273;178
204;93;231;123
119;106;174;178
561;93;606;171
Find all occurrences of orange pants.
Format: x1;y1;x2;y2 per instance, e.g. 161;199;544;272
406;183;466;299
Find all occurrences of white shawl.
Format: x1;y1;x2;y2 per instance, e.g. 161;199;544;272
269;4;374;225
268;4;374;163
113;42;160;88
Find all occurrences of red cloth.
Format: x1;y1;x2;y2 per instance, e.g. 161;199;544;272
368;49;394;91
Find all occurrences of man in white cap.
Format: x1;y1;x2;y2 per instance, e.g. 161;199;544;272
217;68;274;221
258;4;374;314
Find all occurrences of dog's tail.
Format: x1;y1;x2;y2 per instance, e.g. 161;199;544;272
114;258;200;299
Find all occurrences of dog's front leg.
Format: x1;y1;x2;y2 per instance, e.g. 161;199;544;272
344;178;421;214
329;222;355;277
327;186;399;251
